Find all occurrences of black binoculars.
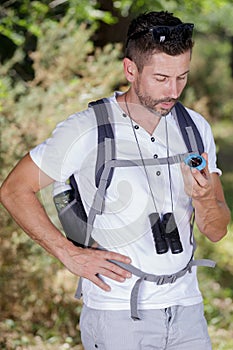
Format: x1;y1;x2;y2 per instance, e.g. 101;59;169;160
149;212;183;255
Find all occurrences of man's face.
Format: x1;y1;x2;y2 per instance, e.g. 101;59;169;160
133;51;191;117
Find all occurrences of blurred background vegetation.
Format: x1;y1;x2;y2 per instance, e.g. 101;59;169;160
0;0;232;349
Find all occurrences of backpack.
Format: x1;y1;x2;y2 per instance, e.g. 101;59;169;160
53;98;205;247
53;98;215;320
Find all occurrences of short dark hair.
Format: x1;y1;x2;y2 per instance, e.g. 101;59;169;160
125;11;194;71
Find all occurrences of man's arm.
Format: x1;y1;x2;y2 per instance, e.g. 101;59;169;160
0;154;132;291
181;153;231;242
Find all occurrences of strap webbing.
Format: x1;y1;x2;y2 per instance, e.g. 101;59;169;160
75;254;216;319
109;257;215;320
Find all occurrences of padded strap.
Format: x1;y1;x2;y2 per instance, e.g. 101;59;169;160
89;99;115;188
174;102;204;154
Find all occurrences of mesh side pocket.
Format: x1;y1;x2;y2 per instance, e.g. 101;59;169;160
58;199;93;247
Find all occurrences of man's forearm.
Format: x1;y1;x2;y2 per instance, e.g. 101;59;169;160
193;197;230;242
0;159;132;291
181;156;231;242
0;184;74;261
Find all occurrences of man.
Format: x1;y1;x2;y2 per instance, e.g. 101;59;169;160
0;11;230;350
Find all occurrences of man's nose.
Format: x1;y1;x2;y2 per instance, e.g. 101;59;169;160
167;80;179;99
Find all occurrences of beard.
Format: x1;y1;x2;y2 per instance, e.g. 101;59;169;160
134;84;178;117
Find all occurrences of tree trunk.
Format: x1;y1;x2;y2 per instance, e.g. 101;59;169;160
93;0;132;47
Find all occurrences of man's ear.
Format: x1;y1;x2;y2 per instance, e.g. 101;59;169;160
123;58;137;82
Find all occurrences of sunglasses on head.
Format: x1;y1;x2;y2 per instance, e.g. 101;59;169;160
126;23;194;46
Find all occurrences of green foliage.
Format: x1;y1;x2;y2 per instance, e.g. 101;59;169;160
0;17;124;346
136;0;233;36
0;18;124;181
182;36;233;121
0;1;50;46
195;120;233;350
0;0;117;49
196;226;233;350
0;222;83;349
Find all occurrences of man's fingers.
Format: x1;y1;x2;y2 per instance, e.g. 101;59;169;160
97;266;129;282
88;256;132;280
181;153;213;199
90;274;111;292
88;248;132;276
105;260;132;278
74;248;132;291
201;152;208;164
191;168;208;186
94;249;132;264
86;262;131;292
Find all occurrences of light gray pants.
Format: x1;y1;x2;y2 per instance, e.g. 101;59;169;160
80;303;212;350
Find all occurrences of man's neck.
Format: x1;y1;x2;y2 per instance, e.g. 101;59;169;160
117;91;162;135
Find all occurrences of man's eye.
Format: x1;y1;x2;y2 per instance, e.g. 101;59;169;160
178;76;186;80
156;77;166;82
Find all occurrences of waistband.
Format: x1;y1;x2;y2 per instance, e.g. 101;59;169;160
75;257;215;321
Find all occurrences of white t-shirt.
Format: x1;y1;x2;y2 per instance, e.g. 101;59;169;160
30;92;221;310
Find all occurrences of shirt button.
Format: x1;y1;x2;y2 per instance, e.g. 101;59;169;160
153;154;158;159
134;125;139;129
151;137;155;142
156;171;161;176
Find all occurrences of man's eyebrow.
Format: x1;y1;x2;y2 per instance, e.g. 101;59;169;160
178;70;190;76
154;70;190;77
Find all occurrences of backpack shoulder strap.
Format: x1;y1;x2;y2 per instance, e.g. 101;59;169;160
174;102;204;154
88;98;115;188
57;98;115;248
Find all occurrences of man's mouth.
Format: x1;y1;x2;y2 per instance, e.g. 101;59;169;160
159;100;176;109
